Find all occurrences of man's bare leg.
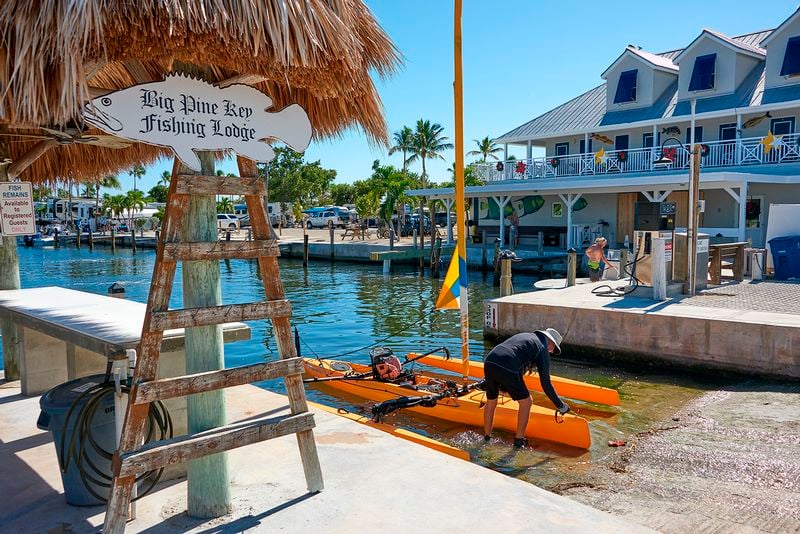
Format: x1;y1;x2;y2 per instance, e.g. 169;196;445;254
515;397;532;439
483;398;498;437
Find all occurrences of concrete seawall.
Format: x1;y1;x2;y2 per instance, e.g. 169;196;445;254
484;281;800;379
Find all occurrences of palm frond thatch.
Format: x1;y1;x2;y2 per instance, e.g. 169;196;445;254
0;0;401;183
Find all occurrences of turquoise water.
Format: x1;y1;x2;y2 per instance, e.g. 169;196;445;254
2;246;728;489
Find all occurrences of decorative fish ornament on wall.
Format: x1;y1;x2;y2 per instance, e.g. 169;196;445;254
741;112;772;130
590;133;614;145
661;126;681;136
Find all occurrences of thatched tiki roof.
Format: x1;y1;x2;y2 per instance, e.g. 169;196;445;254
0;0;400;184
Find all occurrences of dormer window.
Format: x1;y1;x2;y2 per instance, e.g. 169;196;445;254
780;36;800;77
614;69;638;103
689;53;716;91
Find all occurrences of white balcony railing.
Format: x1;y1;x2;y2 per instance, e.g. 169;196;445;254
474;133;800;182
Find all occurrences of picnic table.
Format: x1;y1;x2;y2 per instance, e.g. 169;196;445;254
342;224;371;240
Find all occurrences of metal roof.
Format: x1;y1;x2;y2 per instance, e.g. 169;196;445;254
496;29;777;144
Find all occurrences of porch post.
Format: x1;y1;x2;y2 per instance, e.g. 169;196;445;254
651;124;658;169
445;197;454;245
526;140;532;162
503;143;508;161
738;181;747;242
559;193;582;250
494;195;510;248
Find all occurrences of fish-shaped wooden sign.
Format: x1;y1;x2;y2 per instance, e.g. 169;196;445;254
661;126;681;136
83;74;312;171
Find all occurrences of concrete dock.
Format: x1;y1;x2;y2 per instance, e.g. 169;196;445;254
0;375;648;533
484;279;800;379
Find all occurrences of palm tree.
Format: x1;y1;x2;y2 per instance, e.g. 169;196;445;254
407;119;453;255
123;189;147;226
466;136;502;162
388;126;414;171
217;197;234;213
158;170;171;186
96;175;121;212
104;194;127;223
128;164;146;192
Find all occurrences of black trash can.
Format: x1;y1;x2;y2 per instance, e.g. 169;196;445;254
38;375;117;506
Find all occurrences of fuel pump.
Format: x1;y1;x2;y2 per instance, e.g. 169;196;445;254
632;201;676;286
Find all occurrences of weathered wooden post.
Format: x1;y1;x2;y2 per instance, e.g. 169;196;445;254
537;231;544;256
620;248;629;279
88;226;94;250
246;228;252;241
567;248;577;287
481;230;488;270
500;257;513;297
509;224;517;252
653;237;667;301
130;227;136;253
389;227;395;250
431;236;442;278
225;230;231;242
329;224;335;261
493;239;501;286
181;153;231;517
110;227;116;252
155;229;160;243
413;228;418;249
0;164;20;380
303;233;309;267
76;224;82;249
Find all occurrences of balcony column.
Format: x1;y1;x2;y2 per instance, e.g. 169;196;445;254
735;113;742;165
651;124;658;169
503;144;509;180
559;193;582;250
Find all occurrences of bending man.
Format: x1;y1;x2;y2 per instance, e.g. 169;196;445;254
483;329;570;448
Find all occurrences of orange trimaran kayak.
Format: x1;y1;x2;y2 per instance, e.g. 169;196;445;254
303;358;591;449
410;353;620;406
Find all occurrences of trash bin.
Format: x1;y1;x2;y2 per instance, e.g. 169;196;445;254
38;375;117;506
768;236;800;280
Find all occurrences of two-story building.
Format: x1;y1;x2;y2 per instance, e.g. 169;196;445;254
410;7;800;251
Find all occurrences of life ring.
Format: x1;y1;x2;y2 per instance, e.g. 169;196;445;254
496;161;504;172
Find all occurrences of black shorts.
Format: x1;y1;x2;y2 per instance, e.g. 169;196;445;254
483;361;530;401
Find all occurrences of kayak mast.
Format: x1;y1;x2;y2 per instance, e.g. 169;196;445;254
453;0;470;380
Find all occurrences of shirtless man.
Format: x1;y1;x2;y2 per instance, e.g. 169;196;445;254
585;236;609;282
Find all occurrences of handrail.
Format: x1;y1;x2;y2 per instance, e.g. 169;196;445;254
475;133;800;182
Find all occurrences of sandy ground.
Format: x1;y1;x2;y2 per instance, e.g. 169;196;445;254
560;382;800;533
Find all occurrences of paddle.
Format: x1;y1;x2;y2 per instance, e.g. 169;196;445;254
302;371;373;383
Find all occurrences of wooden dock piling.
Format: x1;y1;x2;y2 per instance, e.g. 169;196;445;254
75;226;81;249
110;228;116;252
500;258;513;296
567;249;577;287
303;233;309;267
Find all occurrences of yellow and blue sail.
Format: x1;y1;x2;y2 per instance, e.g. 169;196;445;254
436;249;467;310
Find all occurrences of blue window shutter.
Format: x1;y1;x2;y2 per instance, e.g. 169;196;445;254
780;37;800;77
689;54;716;91
614;69;638;103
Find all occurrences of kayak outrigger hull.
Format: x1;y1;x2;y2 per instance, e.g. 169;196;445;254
303;359;591;449
411;354;620;406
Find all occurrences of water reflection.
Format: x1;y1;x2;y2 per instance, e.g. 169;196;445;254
6;245;732;488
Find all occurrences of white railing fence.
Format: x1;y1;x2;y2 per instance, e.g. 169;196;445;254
474;133;800;182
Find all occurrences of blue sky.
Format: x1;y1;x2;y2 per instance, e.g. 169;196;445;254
131;0;794;193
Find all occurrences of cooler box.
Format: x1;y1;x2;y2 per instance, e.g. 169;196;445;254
768;236;800;280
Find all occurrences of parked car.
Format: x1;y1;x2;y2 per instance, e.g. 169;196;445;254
237;214;251;228
306;210;346;229
400;214;432;237
217;213;240;231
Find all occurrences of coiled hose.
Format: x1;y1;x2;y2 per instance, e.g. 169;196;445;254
591;249;644;297
58;380;173;502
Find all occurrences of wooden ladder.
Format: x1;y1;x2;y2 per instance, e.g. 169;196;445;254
103;157;323;533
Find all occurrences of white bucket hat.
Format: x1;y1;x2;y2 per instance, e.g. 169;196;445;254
536;328;563;355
